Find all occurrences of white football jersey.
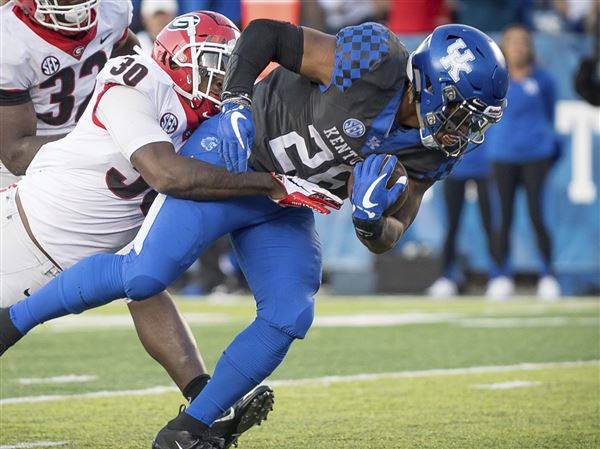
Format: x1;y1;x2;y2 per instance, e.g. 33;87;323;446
0;0;132;187
17;54;198;269
0;0;132;135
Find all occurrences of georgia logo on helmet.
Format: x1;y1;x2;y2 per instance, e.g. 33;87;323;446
15;0;100;33
407;24;509;157
151;11;240;121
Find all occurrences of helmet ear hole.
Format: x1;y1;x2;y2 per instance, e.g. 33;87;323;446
425;75;433;93
168;58;179;70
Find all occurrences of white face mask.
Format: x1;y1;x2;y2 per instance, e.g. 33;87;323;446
34;0;100;32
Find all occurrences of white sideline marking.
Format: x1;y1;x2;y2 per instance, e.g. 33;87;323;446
314;312;460;327
471;380;543;390
0;442;67;449
457;317;598;328
0;386;177;405
40;312;598;331
1;360;596;405
267;360;598;387
47;312;231;331
17;375;97;385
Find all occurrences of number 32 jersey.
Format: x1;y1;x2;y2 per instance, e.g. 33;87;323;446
0;0;132;136
250;22;463;199
17;55;197;269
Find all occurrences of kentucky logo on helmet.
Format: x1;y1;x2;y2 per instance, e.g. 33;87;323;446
41;56;60;76
167;14;201;31
343;118;366;138
440;38;475;83
160;113;179;134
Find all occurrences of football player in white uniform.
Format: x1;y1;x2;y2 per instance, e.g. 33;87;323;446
0;0;138;186
0;10;341;447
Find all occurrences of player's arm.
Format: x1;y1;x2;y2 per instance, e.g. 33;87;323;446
0;93;64;175
111;29;140;58
356;177;432;254
223;19;335;97
217;20;335;173
97;86;340;212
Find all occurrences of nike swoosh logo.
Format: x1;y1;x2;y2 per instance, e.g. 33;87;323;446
100;34;111;44
362;172;388;210
352;204;376;220
23;288;31;297
230;111;247;149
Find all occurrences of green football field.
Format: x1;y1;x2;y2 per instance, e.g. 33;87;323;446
1;296;598;449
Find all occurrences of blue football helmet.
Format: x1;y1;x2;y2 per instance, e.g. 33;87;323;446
408;24;508;156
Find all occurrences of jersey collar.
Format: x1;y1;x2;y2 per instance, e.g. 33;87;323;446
13;5;98;61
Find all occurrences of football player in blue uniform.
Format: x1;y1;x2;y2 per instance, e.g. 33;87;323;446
1;20;508;449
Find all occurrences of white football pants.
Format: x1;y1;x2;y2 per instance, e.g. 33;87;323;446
1;185;60;307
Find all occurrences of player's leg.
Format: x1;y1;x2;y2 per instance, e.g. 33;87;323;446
194;207;319;419
3;193;251;341
155;207;321;445
0;185;60;307
127;290;209;396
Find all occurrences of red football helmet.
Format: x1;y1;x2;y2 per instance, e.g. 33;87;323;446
152;11;240;119
15;0;99;33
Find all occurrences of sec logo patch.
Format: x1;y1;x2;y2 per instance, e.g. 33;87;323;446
41;56;60;76
343;118;365;138
160;113;178;134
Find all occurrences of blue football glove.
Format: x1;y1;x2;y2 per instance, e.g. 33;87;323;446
351;154;408;222
217;102;254;173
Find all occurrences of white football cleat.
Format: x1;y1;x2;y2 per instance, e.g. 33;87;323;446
485;276;514;301
426;277;458;298
537;275;561;301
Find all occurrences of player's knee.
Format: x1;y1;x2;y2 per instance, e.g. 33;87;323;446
123;274;166;301
289;302;315;339
264;294;315;340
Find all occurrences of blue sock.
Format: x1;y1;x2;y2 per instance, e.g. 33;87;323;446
10;254;126;335
186;318;293;425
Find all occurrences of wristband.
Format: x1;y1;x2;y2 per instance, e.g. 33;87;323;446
352;216;385;240
221;92;253;108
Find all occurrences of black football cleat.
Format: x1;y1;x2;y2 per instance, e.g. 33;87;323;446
152;407;225;449
211;385;275;449
0;308;23;357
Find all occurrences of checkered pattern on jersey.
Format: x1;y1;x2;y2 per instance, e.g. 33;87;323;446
421;157;462;181
331;23;390;92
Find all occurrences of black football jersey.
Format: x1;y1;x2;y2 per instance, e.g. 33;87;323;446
250;23;461;199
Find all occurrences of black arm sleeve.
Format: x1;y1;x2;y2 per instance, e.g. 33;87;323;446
222;19;304;101
0;89;31;106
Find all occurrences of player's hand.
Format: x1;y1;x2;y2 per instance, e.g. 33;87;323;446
217;102;254;173
271;173;343;215
351;154;407;221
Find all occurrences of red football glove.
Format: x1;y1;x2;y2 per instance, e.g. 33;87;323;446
271;173;343;215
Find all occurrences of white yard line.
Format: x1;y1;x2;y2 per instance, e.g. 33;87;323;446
457;317;598;328
17;375;97;385
39;312;598;331
314;312;461;327
0;442;67;449
1;360;596;406
471;380;543;390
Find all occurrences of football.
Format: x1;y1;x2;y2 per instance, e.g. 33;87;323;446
347;155;410;216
